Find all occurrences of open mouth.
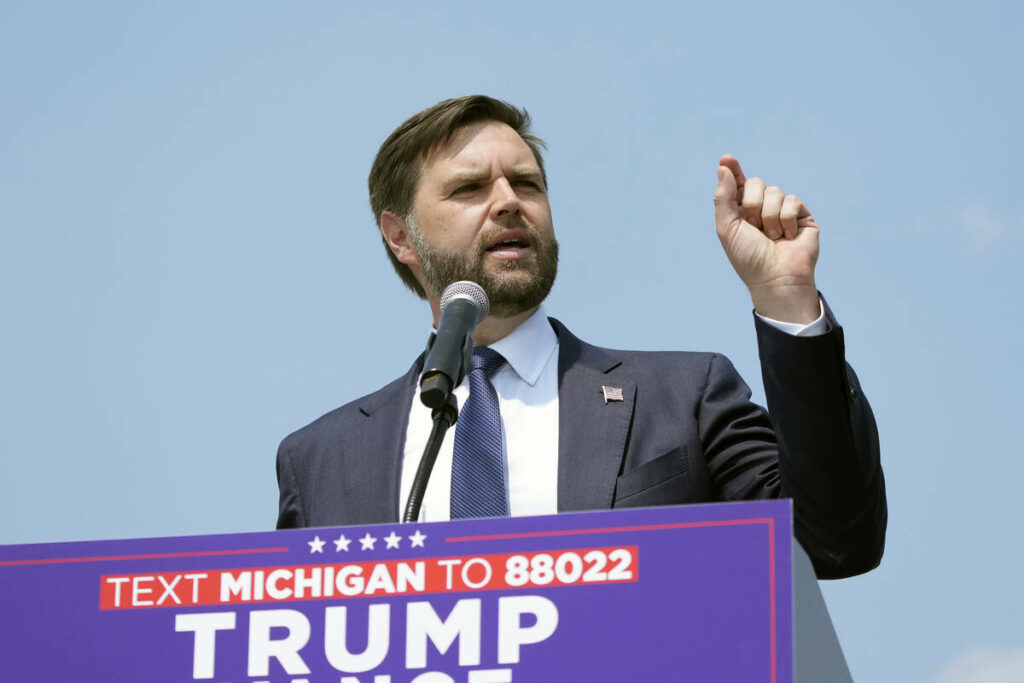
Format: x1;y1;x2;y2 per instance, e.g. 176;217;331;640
487;237;530;251
485;230;533;258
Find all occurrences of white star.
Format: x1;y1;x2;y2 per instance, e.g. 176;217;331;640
308;536;325;553
359;533;377;551
383;531;402;549
333;534;351;552
408;530;427;548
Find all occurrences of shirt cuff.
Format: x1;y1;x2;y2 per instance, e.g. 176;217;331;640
755;298;830;337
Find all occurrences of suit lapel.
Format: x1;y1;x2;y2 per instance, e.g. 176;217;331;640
352;322;637;519
353;358;422;523
551;319;636;512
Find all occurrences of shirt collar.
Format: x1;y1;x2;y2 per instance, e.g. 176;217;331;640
488;305;558;387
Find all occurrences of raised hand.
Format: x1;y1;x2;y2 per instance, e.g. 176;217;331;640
713;155;821;324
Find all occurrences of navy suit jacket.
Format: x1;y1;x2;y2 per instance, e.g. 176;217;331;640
277;310;886;579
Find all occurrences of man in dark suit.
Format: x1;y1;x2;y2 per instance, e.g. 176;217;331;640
276;96;886;579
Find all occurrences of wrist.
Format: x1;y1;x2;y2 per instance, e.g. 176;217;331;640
749;284;820;325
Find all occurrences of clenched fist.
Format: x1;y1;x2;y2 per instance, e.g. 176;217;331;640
713;155;821;324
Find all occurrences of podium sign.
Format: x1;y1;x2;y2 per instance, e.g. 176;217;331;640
1;501;794;682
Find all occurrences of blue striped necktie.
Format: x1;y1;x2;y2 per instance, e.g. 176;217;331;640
450;347;508;519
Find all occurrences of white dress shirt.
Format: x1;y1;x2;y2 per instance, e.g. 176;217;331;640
398;301;828;521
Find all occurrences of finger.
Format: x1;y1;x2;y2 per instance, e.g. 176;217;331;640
779;194;804;240
797;202;817;230
742;177;766;229
793;222;821;256
718;155;747;189
713;166;743;233
761;185;785;239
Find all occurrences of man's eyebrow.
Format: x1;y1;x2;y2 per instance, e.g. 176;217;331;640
444;170;490;186
505;167;544;181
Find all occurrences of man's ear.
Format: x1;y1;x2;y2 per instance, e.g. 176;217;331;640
380;211;420;267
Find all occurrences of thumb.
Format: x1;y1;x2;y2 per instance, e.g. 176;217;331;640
713;166;742;234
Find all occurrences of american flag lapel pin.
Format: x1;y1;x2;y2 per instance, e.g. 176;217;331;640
601;385;624;404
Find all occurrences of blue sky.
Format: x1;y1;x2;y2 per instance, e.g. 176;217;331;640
2;2;1021;680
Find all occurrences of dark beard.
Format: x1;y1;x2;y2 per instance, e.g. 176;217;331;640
416;233;559;318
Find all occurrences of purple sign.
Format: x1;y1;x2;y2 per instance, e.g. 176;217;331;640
0;501;793;682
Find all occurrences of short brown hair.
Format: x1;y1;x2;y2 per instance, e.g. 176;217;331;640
368;95;547;298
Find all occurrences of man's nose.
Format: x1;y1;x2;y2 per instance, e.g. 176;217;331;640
489;178;522;218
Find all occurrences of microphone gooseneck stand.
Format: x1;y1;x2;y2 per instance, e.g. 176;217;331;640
403;280;489;523
402;394;458;523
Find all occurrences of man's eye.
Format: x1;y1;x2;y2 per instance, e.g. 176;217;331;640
515;180;543;191
452;184;480;195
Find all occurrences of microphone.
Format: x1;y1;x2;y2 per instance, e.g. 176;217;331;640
419;281;490;409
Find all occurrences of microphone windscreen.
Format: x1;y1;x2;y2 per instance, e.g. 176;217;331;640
439;281;490;321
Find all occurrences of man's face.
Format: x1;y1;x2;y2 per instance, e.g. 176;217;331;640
407;121;558;318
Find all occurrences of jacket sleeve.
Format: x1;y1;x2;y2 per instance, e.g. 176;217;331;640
753;303;887;579
275;437;307;529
